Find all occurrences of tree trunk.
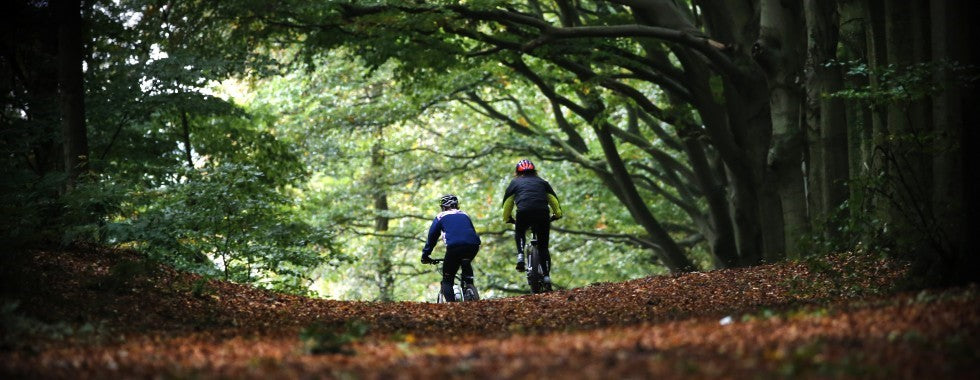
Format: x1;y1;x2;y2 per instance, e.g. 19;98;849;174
838;0;870;223
593;122;697;272
629;0;777;266
930;0;969;282
180;111;193;168
57;0;88;190
805;0;850;242
668;45;771;266
910;0;933;199
370;133;394;301
883;0;932;251
679;130;739;268
758;0;808;259
864;0;889;240
681;0;776;266
959;1;980;284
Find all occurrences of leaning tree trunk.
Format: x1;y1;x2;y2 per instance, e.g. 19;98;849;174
678;128;739;268
757;0;809;259
679;52;771;267
56;0;88;191
687;0;777;266
593;121;698;272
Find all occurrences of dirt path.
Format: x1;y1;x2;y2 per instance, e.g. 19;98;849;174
2;246;977;378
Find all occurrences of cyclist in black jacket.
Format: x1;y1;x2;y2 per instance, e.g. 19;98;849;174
501;159;563;285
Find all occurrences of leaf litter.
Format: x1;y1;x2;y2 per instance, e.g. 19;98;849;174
1;245;977;378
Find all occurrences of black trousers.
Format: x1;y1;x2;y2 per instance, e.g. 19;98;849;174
514;209;551;276
441;244;479;301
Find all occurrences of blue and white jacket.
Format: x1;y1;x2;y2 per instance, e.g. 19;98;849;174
421;209;481;255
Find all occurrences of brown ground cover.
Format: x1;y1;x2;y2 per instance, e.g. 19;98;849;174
2;245;977;378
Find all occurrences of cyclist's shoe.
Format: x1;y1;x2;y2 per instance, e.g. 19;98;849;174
543;275;551;284
543;276;552;291
515;253;525;272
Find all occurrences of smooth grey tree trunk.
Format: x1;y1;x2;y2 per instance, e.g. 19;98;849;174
758;0;808;259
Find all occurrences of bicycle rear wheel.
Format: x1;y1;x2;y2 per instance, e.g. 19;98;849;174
462;283;480;301
526;245;545;293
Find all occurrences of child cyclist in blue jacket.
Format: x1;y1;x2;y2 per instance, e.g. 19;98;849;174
421;194;481;302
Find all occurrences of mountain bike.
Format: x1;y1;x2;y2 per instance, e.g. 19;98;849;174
428;258;480;303
523;232;552;294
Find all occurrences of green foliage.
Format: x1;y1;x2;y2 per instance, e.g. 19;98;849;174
826;59;978;103
234;43;676;300
800;198;885;256
106;160;336;293
0;171;66;247
805;59;977;285
3;0;714;300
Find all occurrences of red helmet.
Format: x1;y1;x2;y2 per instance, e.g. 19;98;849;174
515;159;535;173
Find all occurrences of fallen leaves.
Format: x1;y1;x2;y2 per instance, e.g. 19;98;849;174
1;245;977;378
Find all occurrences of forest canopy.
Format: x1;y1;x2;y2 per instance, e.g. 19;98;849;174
2;0;977;300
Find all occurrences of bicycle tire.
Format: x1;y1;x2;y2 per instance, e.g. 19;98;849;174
526;245;544;293
462;283;480;301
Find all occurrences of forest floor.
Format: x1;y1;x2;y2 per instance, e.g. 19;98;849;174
1;245;978;379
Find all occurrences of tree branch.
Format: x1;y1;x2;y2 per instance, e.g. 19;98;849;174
523;25;737;78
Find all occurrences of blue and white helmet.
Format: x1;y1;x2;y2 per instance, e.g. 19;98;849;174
440;194;459;209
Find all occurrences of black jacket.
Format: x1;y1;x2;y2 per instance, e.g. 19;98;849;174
501;175;562;222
